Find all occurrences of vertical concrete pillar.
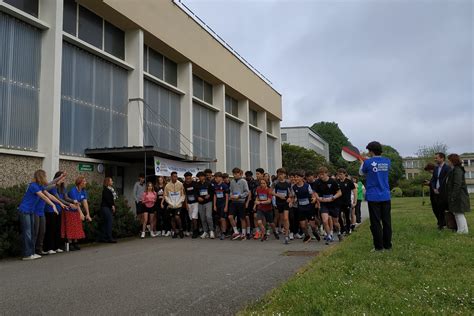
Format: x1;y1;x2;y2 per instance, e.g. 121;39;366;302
258;111;268;172
125;29;144;147
239;99;250;172
214;84;226;171
38;0;63;177
177;62;193;157
274;121;283;169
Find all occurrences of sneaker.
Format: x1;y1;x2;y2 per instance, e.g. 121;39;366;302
73;243;81;250
338;234;344;241
39;251;48;255
150;231;157;238
140;231;146;239
185;231;191;237
246;233;252;240
165;231;171;237
289;232;294;240
32;254;42;259
313;231;321;242
47;250;56;255
295;233;302;239
172;232;178;239
232;232;241;240
200;232;208;239
146;225;151;232
284;236;289;245
161;230;166;236
209;231;215;239
253;231;261;240
220;233;225;240
192;231;199;239
261;234;268;242
55;249;64;253
266;230;271;236
350;224;356;231
22;255;35;261
273;232;280;240
303;235;311;243
156;231;162;237
241;234;246;240
179;230;184;239
370;248;383;253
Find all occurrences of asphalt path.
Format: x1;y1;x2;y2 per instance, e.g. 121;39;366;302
0;203;368;316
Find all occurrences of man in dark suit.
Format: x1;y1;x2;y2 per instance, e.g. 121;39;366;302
430;152;451;229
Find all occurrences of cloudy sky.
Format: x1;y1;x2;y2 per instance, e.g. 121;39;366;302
183;0;473;156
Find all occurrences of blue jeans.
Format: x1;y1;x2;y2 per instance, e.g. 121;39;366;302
20;212;35;257
100;207;114;241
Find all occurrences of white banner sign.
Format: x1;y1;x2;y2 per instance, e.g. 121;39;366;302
154;157;207;178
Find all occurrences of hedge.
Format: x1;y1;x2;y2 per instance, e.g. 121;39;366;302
0;182;140;259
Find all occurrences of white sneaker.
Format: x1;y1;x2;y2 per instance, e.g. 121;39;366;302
161;230;166;236
146;225;151;232
295;233;302;239
165;231;171;237
209;231;215;239
55;249;64;253
39;251;48;255
22;255;35;261
185;231;191;237
289;232;294;240
200;232;209;239
140;231;146;239
32;254;42;259
47;250;56;255
150;231;157;238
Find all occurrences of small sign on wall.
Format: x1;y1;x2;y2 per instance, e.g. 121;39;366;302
78;163;94;172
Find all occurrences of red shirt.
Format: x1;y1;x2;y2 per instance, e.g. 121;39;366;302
256;187;273;212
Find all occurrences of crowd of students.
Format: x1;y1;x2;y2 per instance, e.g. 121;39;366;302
132;166;366;246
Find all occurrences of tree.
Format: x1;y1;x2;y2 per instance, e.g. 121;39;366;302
382;145;404;188
415;142;449;168
311;122;351;169
282;143;330;173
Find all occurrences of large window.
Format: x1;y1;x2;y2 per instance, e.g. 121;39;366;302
0;12;41;151
249;109;258;127
225;95;238;117
249;128;261;171
63;1;125;59
281;133;287;142
193;75;213;104
193;103;216;159
143;45;177;86
4;0;38;17
60;42;128;155
143;80;181;154
267;137;276;175
267;118;273;134
226;118;241;172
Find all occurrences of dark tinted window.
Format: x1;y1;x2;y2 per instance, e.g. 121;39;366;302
148;49;164;80
193;75;203;100
4;0;39;17
104;21;124;59
78;6;103;49
164;58;177;86
63;0;77;35
203;81;213;104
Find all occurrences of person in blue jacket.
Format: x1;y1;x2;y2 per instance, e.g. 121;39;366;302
359;141;392;252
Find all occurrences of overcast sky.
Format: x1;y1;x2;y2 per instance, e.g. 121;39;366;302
183;0;473;156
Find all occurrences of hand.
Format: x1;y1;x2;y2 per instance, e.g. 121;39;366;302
224;207;228;213
69;204;77;210
60;203;67;209
245;203;249;209
53;205;59;215
86;214;92;222
205;195;210;200
161;203;164;208
112;206;116;213
73;200;79;204
80;213;85;221
198;197;204;202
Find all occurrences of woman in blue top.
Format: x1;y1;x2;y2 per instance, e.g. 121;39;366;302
18;170;63;260
64;176;89;250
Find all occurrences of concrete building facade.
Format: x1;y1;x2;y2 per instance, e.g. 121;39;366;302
281;126;330;161
0;0;282;203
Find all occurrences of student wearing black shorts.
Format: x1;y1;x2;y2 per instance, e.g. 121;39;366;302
306;171;322;239
273;168;292;244
229;168;250;240
245;171;258;239
315;167;342;244
291;170;319;243
336;169;357;234
213;172;229;240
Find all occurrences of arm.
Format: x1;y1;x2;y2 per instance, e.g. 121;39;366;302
240;181;250;199
359;160;366;176
449;168;463;202
224;193;229;212
352;188;358;207
36;191;58;214
333;189;342;200
82;199;92;221
164;185;172;205
44;191;66;209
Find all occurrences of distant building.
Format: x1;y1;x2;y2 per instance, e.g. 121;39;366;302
402;154;474;193
281;127;330;161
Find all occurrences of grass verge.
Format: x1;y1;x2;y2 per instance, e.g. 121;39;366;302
240;197;474;315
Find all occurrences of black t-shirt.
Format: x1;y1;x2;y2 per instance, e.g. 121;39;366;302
246;178;259;202
314;178;340;207
274;181;291;205
184;181;199;204
196;181;212;204
337;178;355;206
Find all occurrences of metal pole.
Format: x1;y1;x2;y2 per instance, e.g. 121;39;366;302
144;148;147;182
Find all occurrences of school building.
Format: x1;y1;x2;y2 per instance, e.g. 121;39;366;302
281;126;330;161
403;154;474;193
0;0;282;201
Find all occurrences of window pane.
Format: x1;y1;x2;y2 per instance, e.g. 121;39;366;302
250;110;258;126
143;45;148;72
267;119;273;133
4;0;39;17
148;48;164;79
281;133;287;141
63;0;77;35
193;75;203;100
164;57;177;86
78;6;103;49
104;21;124;59
204;81;213;104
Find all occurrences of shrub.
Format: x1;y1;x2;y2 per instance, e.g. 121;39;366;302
0;182;139;259
391;187;403;198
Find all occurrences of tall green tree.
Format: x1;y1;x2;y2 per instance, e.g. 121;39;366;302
311;122;350;168
381;145;404;188
282;143;330;173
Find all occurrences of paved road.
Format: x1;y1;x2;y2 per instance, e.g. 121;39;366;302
0;203;368;316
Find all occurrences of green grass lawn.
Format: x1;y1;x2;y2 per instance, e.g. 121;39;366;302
240;197;474;315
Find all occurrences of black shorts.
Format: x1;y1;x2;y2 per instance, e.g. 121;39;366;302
320;204;340;218
136;202;145;215
297;208;315;222
339;204;351;215
246;200;255;215
216;204;227;219
229;202;245;219
276;203;289;214
257;210;274;223
168;207;182;218
144;206;155;214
